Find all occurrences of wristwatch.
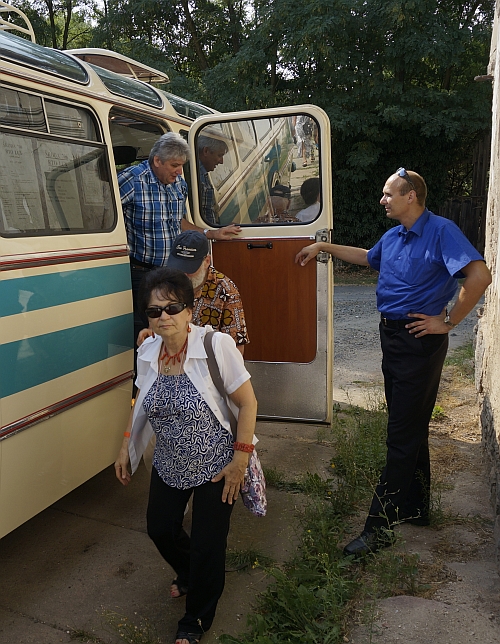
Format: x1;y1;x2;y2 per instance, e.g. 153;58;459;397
203;228;211;238
444;309;457;328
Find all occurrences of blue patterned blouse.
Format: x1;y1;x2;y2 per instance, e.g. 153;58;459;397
143;373;234;489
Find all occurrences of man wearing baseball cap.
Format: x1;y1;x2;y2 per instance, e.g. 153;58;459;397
138;230;249;354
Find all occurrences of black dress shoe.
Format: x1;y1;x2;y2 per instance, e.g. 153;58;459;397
343;530;393;558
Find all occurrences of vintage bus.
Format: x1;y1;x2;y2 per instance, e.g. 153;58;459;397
0;5;333;538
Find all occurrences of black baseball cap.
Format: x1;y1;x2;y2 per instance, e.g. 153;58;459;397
167;230;209;273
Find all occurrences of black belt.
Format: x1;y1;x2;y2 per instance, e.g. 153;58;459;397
130;257;156;271
380;315;413;329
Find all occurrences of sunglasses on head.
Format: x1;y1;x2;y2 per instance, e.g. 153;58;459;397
145;302;187;318
396;167;416;191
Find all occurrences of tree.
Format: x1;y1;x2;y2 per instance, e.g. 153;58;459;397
204;0;494;246
10;0;96;49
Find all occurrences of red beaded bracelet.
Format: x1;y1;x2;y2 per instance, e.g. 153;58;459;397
233;441;254;453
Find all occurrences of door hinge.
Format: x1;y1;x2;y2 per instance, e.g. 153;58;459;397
315;228;330;263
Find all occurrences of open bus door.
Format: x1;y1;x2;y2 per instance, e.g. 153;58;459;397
188;106;333;422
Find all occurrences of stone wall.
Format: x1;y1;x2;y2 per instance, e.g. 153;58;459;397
477;1;500;571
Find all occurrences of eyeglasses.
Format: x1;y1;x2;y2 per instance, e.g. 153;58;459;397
145;302;187;318
396;167;416;191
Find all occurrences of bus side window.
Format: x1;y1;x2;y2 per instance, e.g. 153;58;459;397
0;87;116;236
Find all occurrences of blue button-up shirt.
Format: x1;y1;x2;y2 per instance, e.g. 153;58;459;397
118;160;188;266
367;209;484;319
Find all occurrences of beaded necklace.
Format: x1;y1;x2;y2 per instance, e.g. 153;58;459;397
159;337;188;374
153;338;188;415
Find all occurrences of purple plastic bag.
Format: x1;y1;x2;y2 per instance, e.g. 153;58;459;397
241;449;267;517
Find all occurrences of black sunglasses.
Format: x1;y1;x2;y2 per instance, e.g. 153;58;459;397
396;167;416;191
145;302;187;318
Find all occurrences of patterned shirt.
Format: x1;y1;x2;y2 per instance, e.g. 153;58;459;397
144;373;233;489
193;265;249;347
118;160;188;266
199;162;219;225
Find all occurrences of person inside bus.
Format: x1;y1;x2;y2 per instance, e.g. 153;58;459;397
296;178;321;223
114;267;257;644
197;135;228;225
292;115;314;167
137;230;249;355
118;132;240;365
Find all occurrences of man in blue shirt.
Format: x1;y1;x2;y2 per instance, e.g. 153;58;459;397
296;168;491;557
118;132;240;353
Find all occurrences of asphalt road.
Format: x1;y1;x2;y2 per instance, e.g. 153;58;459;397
333;284;482;406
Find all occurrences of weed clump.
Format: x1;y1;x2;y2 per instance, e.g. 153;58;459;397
221;402;418;644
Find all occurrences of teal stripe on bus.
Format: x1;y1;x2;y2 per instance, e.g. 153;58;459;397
0;263;131;318
0;314;133;398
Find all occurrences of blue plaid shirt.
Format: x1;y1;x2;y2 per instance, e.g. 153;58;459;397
199;162;218;225
118;160;188;266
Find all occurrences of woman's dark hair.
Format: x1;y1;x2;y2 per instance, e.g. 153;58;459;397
300;177;320;206
139;267;194;313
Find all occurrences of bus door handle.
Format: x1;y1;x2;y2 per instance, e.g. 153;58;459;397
247;242;273;250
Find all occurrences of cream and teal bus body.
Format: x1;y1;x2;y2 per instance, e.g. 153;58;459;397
0;30;215;538
0;18;334;538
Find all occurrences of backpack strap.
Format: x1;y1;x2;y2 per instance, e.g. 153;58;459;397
203;331;237;438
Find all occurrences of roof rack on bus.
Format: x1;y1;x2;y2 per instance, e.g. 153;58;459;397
66;48;170;84
0;1;35;42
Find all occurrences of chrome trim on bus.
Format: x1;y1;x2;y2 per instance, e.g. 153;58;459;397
0;246;129;271
0;371;133;441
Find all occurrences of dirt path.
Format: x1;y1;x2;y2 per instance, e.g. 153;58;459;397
0;284;498;644
334;284;500;644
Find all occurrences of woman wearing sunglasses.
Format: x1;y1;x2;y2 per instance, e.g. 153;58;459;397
114;268;257;644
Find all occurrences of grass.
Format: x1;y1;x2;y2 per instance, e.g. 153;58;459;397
219;402;419;644
102;611;162;644
431;405;446;420
226;548;275;572
444;340;475;380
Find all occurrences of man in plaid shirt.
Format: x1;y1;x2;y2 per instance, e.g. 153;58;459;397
118;132;240;360
197;136;228;225
118;132;240;352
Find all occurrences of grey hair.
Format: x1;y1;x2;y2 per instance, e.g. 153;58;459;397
149;132;190;164
197;135;228;155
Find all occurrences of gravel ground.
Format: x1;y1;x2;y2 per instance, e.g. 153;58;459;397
333;284;481;406
333;283;500;644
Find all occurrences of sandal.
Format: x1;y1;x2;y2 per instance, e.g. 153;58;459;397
170;578;188;599
175;631;202;644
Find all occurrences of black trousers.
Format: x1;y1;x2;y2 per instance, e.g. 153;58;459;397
147;467;234;634
130;263;152;354
364;324;449;532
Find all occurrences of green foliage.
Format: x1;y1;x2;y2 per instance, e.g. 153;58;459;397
10;1;96;49
431;405;446;420
220;403;396;644
444;339;475;379
91;1;494;248
102;611;161;644
9;1;494;247
226;547;275;571
331;404;388;513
